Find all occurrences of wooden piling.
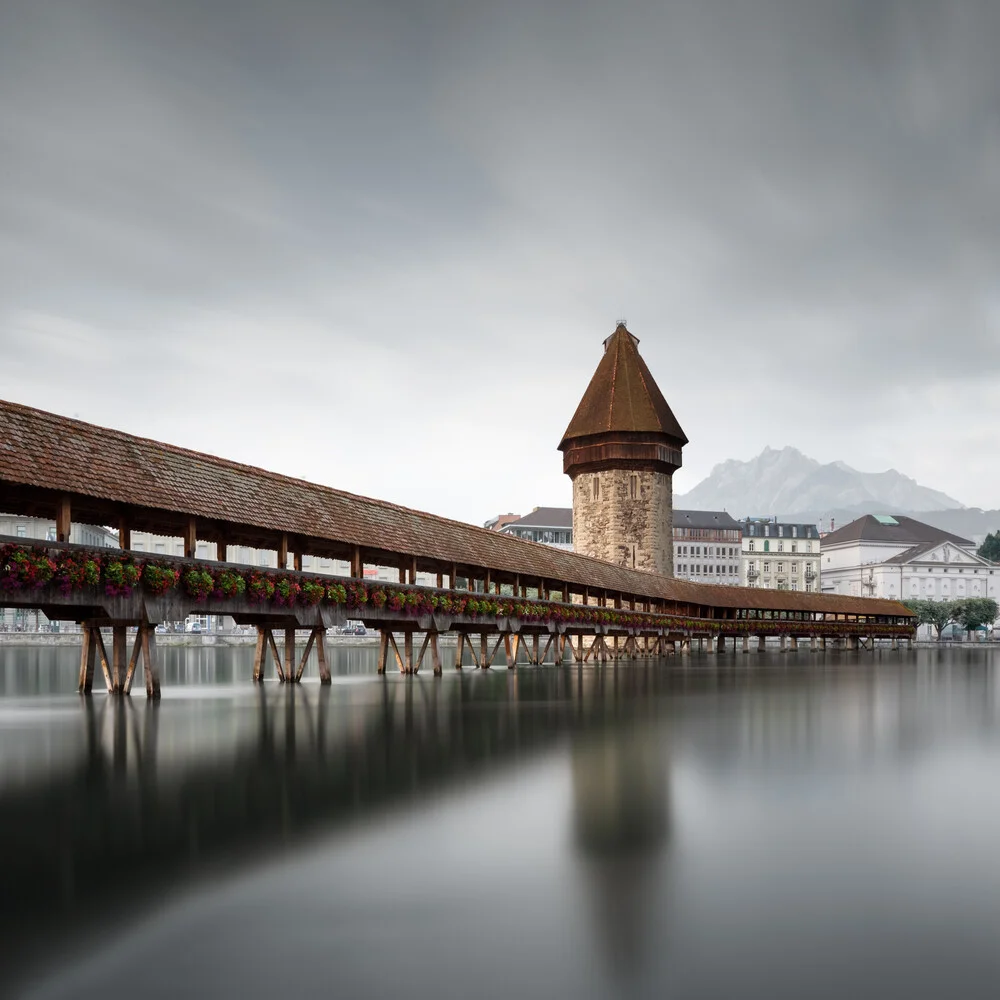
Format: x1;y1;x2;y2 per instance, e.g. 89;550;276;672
253;627;266;682
141;626;161;699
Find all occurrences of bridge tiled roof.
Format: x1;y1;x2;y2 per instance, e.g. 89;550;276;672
0;398;910;618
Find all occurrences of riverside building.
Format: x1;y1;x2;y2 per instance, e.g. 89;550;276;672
741;517;821;592
672;510;742;585
820;514;997;603
491;508;573;550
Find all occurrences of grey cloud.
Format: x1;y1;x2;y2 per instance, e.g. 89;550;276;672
1;0;999;516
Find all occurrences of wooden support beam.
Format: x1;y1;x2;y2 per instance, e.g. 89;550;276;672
454;632;465;669
56;495;71;543
414;632;431;674
118;517;131;552
316;629;331;683
430;632;442;675
539;633;556;665
217;540;227;561
112;625;127;692
485;634;504;668
141;626;161;699
93;628;113;693
266;629;286;682
296;628;318;682
465;635;481;669
122;628;143;694
398;564;406;584
387;632;405;673
351;546;362;580
436;571;444;589
409;556;417;585
253;627;266;682
377;631;389;675
78;626;96;694
404;630;414;673
184;518;197;559
284;628;297;680
278;533;289;570
294;551;303;573
504;633;517;669
532;634;540;665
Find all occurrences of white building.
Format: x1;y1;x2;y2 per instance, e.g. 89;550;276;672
0;513;118;550
491;508;574;550
673;510;742;585
741;518;820;592
820;514;998;604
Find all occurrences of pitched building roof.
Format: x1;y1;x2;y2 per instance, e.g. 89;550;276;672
675;510;741;530
559;324;688;446
822;514;973;549
504;507;573;529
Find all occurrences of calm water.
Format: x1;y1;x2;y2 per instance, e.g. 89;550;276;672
3;643;1000;999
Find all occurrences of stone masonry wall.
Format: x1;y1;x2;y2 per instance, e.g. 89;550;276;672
572;468;674;577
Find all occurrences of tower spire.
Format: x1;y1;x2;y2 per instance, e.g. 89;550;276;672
559;324;686;576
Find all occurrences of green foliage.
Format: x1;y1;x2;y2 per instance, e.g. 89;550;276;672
902;598;956;637
977;531;1000;563
902;597;999;638
954;597;999;633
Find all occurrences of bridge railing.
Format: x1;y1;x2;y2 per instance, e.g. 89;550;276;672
0;537;916;639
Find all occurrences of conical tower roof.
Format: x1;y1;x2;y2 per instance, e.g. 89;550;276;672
560;324;688;448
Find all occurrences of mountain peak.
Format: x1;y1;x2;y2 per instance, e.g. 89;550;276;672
677;448;964;517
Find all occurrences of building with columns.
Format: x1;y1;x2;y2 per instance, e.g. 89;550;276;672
559;324;687;576
820;514;997;604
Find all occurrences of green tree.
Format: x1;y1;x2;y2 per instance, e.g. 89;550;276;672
977;531;1000;563
955;597;999;638
902;598;958;639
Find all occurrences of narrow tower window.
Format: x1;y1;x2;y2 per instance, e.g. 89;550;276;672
592;476;600;501
629;475;638;499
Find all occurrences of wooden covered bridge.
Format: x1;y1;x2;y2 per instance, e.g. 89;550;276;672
0;399;915;696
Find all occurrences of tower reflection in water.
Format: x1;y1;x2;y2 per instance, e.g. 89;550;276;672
571;675;671;983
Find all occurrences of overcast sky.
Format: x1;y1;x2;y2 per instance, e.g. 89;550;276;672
2;0;999;522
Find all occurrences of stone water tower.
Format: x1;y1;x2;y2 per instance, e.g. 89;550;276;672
559;324;687;576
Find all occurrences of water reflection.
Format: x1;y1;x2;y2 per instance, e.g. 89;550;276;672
573;714;670;980
3;646;1000;998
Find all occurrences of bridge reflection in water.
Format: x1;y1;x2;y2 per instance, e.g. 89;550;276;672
3;664;677;994
9;648;999;999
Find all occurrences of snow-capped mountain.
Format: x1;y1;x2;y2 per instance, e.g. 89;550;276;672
676;446;964;517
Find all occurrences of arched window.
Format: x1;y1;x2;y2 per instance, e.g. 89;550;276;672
764;540;770;553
